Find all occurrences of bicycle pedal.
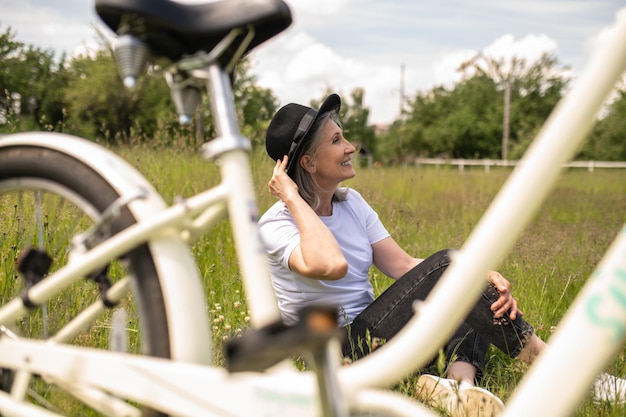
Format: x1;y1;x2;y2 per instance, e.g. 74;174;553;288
225;305;342;373
16;247;52;309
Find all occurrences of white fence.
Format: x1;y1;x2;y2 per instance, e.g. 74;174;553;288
414;158;626;172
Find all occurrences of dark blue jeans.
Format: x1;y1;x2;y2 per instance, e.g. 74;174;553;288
341;249;535;381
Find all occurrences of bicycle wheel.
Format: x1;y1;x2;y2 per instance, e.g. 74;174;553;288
0;145;170;416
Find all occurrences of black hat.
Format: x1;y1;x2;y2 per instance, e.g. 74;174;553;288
266;94;341;178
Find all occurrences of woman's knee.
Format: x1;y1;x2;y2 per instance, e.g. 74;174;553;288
420;248;455;274
430;248;455;263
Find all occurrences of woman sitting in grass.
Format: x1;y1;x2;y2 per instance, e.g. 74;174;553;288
258;93;625;417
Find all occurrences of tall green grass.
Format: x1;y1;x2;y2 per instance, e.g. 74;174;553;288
2;142;625;416
353;165;626;414
120;146;626;415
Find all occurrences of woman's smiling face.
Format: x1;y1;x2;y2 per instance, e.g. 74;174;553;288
304;118;356;186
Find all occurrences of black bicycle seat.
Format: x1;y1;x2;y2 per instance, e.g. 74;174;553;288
95;0;292;62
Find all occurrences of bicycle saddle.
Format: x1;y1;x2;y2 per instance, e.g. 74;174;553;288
95;0;292;62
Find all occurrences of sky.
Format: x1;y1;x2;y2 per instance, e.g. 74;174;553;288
1;0;625;125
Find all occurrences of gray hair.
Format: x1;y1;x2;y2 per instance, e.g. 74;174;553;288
292;110;349;211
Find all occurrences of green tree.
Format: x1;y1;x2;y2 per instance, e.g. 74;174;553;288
376;118;416;165
506;55;567;159
233;59;280;149
0;25;68;131
341;88;376;159
399;75;501;159
63;50;143;142
0;26;25;127
395;53;566;161
62;45;279;148
579;89;626;161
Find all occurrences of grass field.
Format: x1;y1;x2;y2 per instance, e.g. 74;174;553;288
119;146;626;415
2;143;625;416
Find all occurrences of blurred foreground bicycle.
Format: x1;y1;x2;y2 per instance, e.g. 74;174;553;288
0;1;624;416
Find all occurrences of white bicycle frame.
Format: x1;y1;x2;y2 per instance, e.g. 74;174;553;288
339;1;626;375
0;56;437;417
0;4;625;417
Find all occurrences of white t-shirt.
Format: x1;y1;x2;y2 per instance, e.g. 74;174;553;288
258;188;390;326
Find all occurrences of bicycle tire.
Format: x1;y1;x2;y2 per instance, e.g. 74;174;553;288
0;145;170;417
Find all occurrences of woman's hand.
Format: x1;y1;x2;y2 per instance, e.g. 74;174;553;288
268;156;299;202
488;271;523;320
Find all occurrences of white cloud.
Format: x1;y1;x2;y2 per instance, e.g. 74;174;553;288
431;50;479;87
586;7;626;54
287;0;352;18
253;29;563;124
2;0;94;58
3;0;623;125
485;34;557;64
285;44;342;83
577;7;626;108
252;27;408;123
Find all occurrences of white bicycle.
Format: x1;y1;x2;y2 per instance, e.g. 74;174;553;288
0;0;624;416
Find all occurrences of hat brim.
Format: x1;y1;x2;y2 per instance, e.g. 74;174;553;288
286;93;341;177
